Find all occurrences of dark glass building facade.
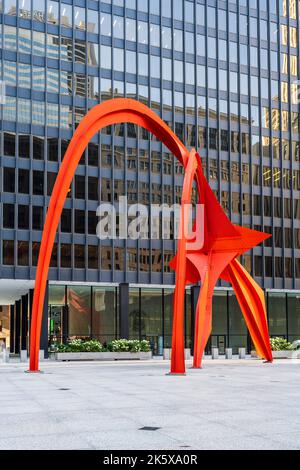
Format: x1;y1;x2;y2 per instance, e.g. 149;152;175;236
1;0;300;355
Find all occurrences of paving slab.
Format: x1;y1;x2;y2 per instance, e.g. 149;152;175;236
0;359;300;450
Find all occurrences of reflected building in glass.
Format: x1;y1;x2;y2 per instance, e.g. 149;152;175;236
1;0;300;356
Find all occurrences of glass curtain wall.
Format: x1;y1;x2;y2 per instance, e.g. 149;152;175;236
68;286;92;338
228;292;248;352
268;293;287;337
287;294;300;341
92;287;117;344
47;286;300;353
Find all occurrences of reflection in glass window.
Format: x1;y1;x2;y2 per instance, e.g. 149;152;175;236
47;33;59;59
150;55;160;79
47;0;59;24
61;3;72;28
185;31;194;55
32;0;45;22
113;48;124;72
101;45;112;69
88;43;99;66
113;15;124;39
126;18;136;42
4;0;17;16
87;9;98;34
150;24;160;48
18;98;31;124
138;21;148;45
3;61;17;87
126;50;136;74
75;7;86;30
139;53;149;77
32;66;45;91
19;0;31;19
32;101;45;126
174;29;183;52
18;28;31;54
47;68;59;93
101;13;111;37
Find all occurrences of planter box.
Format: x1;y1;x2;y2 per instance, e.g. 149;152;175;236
251;350;300;359
55;351;152;362
273;350;300;359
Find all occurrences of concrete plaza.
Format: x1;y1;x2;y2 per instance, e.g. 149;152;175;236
0;359;300;450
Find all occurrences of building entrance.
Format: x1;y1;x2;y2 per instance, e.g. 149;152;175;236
0;306;10;350
49;305;64;345
206;335;227;355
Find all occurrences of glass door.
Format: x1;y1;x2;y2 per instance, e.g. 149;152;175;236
49;305;63;346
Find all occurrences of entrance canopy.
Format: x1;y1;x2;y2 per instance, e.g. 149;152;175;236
0;279;34;305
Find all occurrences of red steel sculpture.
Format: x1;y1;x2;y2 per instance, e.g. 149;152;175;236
28;98;273;373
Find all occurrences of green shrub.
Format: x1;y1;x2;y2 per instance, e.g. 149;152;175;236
54;339;103;353
107;339;151;353
270;337;292;351
54;338;151;353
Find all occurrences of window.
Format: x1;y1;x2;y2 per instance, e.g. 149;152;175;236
74;6;86;30
3;240;14;265
18;205;29;230
3;204;15;229
33;171;44;195
87;9;98;34
88;177;99;201
88;246;98;269
74;245;85;269
75;175;85;199
18;169;29;194
4;168;15;192
75;210;85;234
32;206;43;230
33;137;44;160
61;244;71;268
61;3;72;27
18;241;29;266
18;135;30;158
47;0;58;24
4;133;15;156
61;209;71;233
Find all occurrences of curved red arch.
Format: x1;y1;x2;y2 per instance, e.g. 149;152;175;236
29;98;190;372
29;98;272;374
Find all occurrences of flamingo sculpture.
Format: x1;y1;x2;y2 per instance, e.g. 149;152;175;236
27;99;272;374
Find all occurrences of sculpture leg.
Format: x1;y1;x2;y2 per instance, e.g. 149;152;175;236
170;270;186;374
227;259;273;362
193;273;213;368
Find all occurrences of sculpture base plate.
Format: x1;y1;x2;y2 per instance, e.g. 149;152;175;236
25;370;44;374
166;373;186;376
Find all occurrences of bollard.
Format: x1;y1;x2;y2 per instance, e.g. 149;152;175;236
212;347;219;360
184;349;191;360
39;350;45;362
239;347;246;359
163;348;171;360
2;349;9;363
20;350;27;363
225;348;232;360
